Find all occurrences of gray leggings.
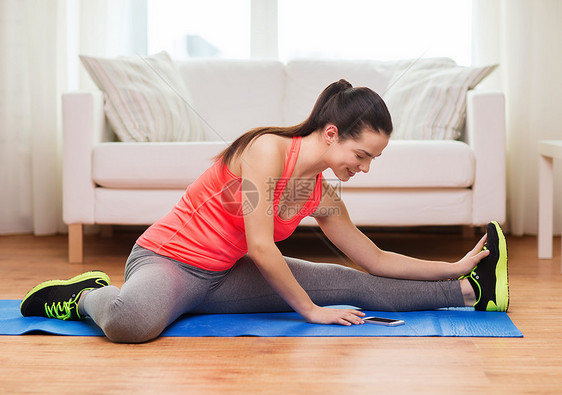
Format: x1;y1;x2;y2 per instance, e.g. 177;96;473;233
81;244;464;343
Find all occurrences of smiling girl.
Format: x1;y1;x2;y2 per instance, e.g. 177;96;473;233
20;79;508;342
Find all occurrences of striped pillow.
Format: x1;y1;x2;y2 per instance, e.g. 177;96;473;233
80;51;204;142
382;59;497;140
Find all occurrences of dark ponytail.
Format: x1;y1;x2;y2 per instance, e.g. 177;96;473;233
217;79;392;167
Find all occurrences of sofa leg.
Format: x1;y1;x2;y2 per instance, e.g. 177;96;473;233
68;224;84;263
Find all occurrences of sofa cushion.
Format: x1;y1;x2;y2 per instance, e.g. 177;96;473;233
93;142;228;189
93;140;474;190
283;59;389;126
176;59;285;142
323;140;474;188
300;189;473;226
79;51;204;142
382;59;497;140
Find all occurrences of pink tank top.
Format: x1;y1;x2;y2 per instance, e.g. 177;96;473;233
136;136;323;271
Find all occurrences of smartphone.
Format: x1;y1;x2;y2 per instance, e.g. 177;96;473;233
363;316;405;326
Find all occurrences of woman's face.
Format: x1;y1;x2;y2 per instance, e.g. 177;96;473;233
328;127;389;182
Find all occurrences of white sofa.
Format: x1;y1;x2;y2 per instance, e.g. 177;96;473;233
62;59;506;263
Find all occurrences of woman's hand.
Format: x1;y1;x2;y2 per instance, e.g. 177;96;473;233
304;305;366;326
454;233;490;277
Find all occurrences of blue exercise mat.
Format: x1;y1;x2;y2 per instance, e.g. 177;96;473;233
0;300;522;337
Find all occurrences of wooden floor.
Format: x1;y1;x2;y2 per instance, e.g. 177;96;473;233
1;229;561;394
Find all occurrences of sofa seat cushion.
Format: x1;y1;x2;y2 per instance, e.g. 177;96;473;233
323;140;475;188
300;188;473;226
93;140;474;190
93;142;228;189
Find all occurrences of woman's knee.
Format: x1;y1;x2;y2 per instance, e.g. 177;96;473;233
98;298;167;343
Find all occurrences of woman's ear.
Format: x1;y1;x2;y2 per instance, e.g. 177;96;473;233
323;125;339;145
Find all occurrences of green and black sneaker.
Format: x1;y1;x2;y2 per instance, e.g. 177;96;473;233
20;271;110;320
462;221;509;312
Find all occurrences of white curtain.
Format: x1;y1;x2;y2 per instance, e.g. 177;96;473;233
0;0;64;235
0;0;140;235
473;0;562;235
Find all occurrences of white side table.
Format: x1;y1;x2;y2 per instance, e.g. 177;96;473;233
538;140;562;269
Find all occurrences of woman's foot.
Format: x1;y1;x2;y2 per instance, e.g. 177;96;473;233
20;271;110;320
462;221;509;312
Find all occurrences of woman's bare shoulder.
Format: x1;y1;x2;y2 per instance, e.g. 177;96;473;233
230;134;290;175
250;133;290;151
243;134;292;161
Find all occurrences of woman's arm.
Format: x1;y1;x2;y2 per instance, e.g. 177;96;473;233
240;136;364;325
313;179;489;280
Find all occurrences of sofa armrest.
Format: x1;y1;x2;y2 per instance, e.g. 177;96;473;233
466;91;506;226
62;91;107;225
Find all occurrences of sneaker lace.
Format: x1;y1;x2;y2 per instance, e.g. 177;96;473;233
45;299;76;320
44;288;89;320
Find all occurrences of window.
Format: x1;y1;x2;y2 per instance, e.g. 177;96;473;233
147;0;251;59
147;0;472;65
278;0;472;65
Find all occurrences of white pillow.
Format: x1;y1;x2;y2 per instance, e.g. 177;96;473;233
80;51;204;142
382;59;497;140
